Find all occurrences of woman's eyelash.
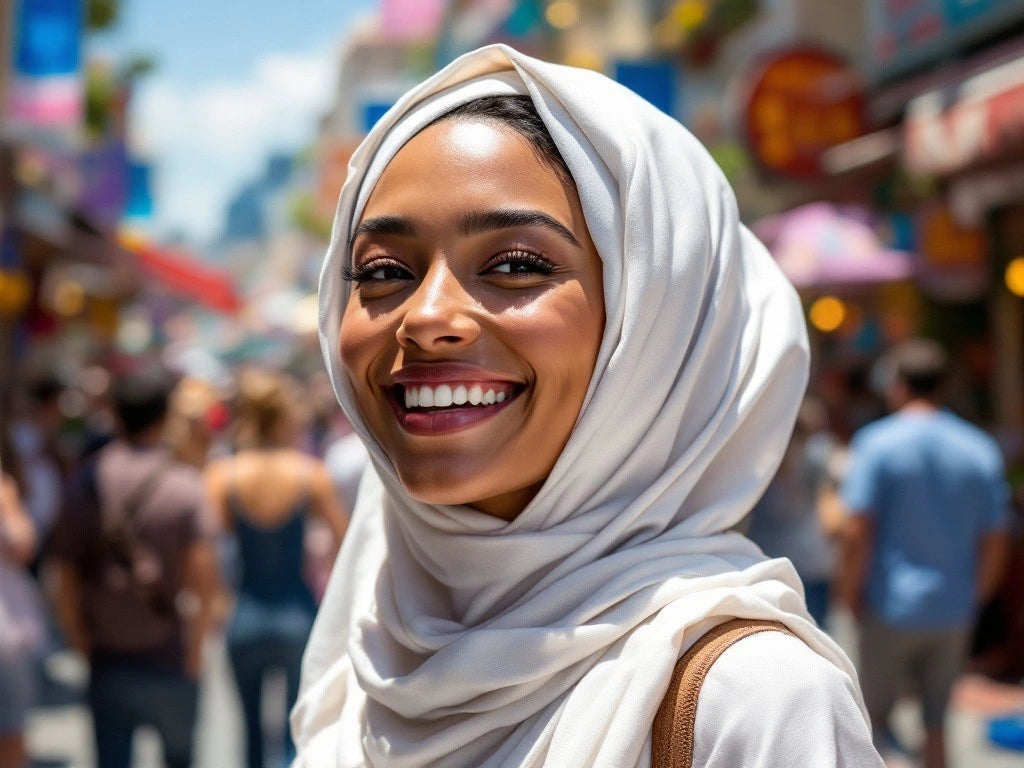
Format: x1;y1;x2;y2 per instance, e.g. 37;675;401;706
486;250;559;274
343;250;559;284
342;259;409;283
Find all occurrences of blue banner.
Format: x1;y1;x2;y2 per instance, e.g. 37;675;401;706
125;161;154;220
614;60;678;118
13;0;83;78
362;101;394;133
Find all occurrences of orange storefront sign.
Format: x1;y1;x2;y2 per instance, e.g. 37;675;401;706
743;48;865;178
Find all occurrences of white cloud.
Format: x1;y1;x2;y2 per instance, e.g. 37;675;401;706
130;46;338;242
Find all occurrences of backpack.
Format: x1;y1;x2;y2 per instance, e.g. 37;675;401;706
79;454;179;622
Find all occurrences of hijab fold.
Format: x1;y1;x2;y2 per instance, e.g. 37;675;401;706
296;44;866;768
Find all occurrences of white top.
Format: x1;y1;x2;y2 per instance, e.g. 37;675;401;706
693;632;882;767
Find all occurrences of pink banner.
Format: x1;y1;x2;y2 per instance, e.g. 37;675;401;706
381;0;445;40
8;75;82;128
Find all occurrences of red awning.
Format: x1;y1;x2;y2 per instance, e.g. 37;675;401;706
120;234;241;314
906;54;1024;175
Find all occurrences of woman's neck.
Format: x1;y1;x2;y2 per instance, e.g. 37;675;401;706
468;481;544;522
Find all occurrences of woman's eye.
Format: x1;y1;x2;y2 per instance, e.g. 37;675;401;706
486;251;557;277
367;265;409;280
343;260;412;284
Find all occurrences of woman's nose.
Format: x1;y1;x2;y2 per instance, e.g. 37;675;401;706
396;261;481;351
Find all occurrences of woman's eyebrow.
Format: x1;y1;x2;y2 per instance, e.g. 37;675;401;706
350;215;417;247
458;209;582;248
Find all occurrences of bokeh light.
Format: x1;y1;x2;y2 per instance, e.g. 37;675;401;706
53;280;86;317
546;1;580;30
808;295;847;332
1006;256;1024;297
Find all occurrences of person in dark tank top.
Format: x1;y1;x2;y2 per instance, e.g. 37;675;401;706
205;369;348;768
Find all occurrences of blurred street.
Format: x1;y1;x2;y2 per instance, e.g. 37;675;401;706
3;1;1024;767
23;620;1024;768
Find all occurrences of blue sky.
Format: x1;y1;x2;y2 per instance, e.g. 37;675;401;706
90;0;376;243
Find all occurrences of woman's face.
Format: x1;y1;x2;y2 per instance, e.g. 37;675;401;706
339;117;604;520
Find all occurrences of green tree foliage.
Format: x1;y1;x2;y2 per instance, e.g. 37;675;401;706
87;0;120;30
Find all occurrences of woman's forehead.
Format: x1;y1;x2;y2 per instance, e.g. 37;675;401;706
360;119;578;225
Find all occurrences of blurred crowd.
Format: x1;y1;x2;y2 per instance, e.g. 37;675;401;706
0;361;366;768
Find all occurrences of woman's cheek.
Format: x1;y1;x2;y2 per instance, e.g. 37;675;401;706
340;306;386;376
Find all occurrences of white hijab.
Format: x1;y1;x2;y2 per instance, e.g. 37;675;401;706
296;44;865;768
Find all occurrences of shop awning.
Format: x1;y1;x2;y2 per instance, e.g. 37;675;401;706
753;203;915;290
118;233;241;314
906;54;1024;175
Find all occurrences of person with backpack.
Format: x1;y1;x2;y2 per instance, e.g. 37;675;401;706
49;366;221;768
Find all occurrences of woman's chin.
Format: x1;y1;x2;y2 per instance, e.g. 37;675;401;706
398;470;497;508
397;466;542;520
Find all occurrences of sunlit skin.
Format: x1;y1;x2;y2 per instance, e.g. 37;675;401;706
339;118;605;520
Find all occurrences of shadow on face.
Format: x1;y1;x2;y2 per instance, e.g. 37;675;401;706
339;113;605;521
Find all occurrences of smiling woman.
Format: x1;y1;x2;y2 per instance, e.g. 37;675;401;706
294;46;883;768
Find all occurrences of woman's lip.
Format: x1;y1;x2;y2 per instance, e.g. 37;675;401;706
388;362;523;387
385;387;520;436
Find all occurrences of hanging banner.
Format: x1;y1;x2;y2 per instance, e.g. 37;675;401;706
867;0;1024;81
8;0;84;130
381;0;445;41
78;139;128;228
741;48;865;179
124;161;154;220
614;60;678;117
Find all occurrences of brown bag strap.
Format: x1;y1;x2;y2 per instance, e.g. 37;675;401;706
652;618;795;768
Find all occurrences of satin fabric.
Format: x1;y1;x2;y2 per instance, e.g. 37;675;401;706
296;44;868;767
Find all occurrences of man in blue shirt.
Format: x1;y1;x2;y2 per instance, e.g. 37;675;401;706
839;339;1009;768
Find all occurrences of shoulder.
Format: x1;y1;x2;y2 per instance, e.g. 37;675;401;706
939;414;1003;466
850;416;899;453
691;631;882;767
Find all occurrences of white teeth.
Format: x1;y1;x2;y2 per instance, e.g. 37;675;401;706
434;384;453;407
404;383;512;409
418;385;434;408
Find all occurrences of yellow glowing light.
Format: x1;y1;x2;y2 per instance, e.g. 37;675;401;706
1006;257;1024;298
809;296;846;332
671;0;708;30
545;0;580;29
0;270;31;316
118;228;148;252
53;280;85;317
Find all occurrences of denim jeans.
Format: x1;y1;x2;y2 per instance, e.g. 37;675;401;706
228;638;304;768
88;659;198;768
